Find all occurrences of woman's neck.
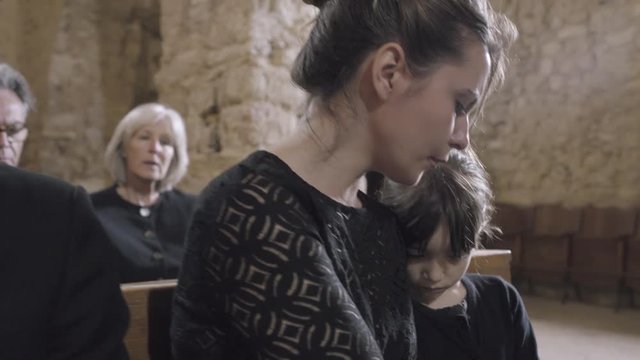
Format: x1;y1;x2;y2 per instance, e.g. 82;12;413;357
269;108;372;208
117;177;159;207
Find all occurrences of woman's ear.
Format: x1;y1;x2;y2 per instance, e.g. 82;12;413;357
370;42;410;101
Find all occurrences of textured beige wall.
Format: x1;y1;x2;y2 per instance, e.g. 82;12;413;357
0;0;160;190
2;0;639;208
476;0;640;208
0;0;18;65
38;0;161;189
155;0;315;192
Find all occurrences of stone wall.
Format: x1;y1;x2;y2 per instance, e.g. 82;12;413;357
155;0;315;191
2;0;639;208
0;0;161;190
476;0;640;207
0;0;18;65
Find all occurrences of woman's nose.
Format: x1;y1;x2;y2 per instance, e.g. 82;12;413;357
449;114;470;150
148;139;162;152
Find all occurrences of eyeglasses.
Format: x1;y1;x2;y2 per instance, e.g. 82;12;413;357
0;123;28;140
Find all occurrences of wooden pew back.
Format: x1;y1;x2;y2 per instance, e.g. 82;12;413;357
121;279;176;360
469;249;512;282
118;252;512;359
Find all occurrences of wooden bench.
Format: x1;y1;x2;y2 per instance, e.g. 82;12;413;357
121;279;176;360
119;251;511;359
469;249;512;282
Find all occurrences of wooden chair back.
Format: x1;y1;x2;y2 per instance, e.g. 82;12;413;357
488;204;533;281
531;204;582;236
522;205;582;284
121;279;177;360
570;207;636;292
468;249;512;282
577;207;636;239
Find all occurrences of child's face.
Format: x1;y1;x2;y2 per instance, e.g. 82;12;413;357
406;219;472;302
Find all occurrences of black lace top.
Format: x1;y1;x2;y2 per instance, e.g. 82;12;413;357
171;151;416;359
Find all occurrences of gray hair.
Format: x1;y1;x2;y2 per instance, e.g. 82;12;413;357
0;63;35;112
104;103;189;192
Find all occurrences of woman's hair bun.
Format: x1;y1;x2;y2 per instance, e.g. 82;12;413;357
302;0;329;9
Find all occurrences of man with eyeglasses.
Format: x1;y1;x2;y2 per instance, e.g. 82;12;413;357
1;63;130;359
0;63;34;167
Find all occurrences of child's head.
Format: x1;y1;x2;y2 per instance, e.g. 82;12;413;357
382;148;495;299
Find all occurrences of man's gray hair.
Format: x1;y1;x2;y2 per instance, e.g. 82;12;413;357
0;63;35;112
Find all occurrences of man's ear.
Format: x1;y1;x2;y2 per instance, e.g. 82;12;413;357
370;42;410;101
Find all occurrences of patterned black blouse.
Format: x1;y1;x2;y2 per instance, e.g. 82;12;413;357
172;151;416;359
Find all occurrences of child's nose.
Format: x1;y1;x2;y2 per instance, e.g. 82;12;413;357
422;266;444;283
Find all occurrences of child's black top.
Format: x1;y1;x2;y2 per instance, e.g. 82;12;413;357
413;274;538;360
171;151;416;359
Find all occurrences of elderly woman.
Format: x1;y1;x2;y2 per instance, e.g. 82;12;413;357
91;103;196;283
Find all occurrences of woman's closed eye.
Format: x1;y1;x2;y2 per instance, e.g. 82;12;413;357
455;99;477;117
455;101;468;117
136;133;151;140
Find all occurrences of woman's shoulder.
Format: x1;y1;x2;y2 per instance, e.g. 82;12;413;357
90;185;119;206
199;151;315;210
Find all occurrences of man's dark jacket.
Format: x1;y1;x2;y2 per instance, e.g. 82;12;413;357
0;164;129;359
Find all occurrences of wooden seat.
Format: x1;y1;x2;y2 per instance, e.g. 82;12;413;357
569;207;636;307
521;205;581;296
115;251;511;360
469;249;512;282
485;203;533;282
121;279;177;360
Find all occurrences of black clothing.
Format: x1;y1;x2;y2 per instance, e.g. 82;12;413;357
172;151;416;359
413;274;539;360
91;185;196;283
0;164;129;360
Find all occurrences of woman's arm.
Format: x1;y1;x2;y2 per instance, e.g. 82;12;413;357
172;178;383;359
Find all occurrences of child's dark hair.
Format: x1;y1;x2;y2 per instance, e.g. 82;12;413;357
382;148;496;257
295;0;517;120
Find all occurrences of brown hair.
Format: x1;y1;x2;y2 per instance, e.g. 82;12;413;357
293;0;517;121
382;148;497;257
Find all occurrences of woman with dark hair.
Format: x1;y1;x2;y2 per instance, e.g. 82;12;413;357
172;0;517;359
